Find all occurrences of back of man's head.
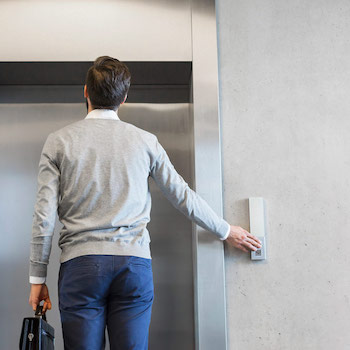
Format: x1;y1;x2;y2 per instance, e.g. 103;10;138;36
85;56;131;110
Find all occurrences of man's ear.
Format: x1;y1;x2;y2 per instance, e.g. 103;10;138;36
121;94;127;104
84;85;88;98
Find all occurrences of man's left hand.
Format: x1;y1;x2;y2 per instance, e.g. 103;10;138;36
29;283;52;314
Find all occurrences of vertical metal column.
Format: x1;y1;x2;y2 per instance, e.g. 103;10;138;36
190;0;227;349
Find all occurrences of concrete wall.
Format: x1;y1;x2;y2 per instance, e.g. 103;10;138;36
216;1;350;349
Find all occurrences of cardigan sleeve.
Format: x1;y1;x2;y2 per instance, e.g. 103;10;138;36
149;136;230;240
29;133;60;282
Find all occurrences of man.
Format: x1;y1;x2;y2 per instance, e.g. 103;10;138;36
28;56;261;349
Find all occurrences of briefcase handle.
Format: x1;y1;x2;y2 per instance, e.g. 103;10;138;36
35;304;47;322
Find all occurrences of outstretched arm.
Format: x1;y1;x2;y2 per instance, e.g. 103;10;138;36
149;136;261;251
149;136;230;240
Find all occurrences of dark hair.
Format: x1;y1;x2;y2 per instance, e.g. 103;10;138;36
85;56;131;110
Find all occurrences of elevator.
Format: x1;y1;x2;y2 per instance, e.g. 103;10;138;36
0;1;226;349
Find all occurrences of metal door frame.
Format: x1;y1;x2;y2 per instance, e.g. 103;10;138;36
191;0;228;349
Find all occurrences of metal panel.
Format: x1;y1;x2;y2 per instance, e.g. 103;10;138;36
0;85;191;104
0;62;192;85
0;62;192;104
120;103;195;350
0;103;195;350
190;0;228;348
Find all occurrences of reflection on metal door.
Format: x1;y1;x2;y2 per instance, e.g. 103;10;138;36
0;102;194;350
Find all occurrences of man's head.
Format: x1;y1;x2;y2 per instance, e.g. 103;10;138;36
84;56;131;111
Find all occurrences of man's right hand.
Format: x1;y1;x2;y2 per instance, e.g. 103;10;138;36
29;283;52;314
225;225;262;252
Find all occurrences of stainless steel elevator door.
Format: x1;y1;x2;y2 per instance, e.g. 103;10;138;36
0;103;194;350
119;103;194;350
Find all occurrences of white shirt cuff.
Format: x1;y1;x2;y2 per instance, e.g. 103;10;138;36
219;222;230;241
30;276;46;284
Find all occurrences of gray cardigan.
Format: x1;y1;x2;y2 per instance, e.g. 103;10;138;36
29;109;230;283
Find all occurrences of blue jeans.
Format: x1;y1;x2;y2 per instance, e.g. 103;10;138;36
58;255;154;350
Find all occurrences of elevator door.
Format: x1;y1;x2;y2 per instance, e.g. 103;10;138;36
0;103;194;350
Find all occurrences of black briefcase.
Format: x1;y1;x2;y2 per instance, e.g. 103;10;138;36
19;304;55;349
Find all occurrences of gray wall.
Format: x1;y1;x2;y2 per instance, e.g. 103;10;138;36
216;0;350;349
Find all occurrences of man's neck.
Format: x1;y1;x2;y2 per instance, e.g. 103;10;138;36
88;107;118;114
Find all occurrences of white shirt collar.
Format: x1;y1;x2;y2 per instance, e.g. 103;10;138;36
84;108;120;120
